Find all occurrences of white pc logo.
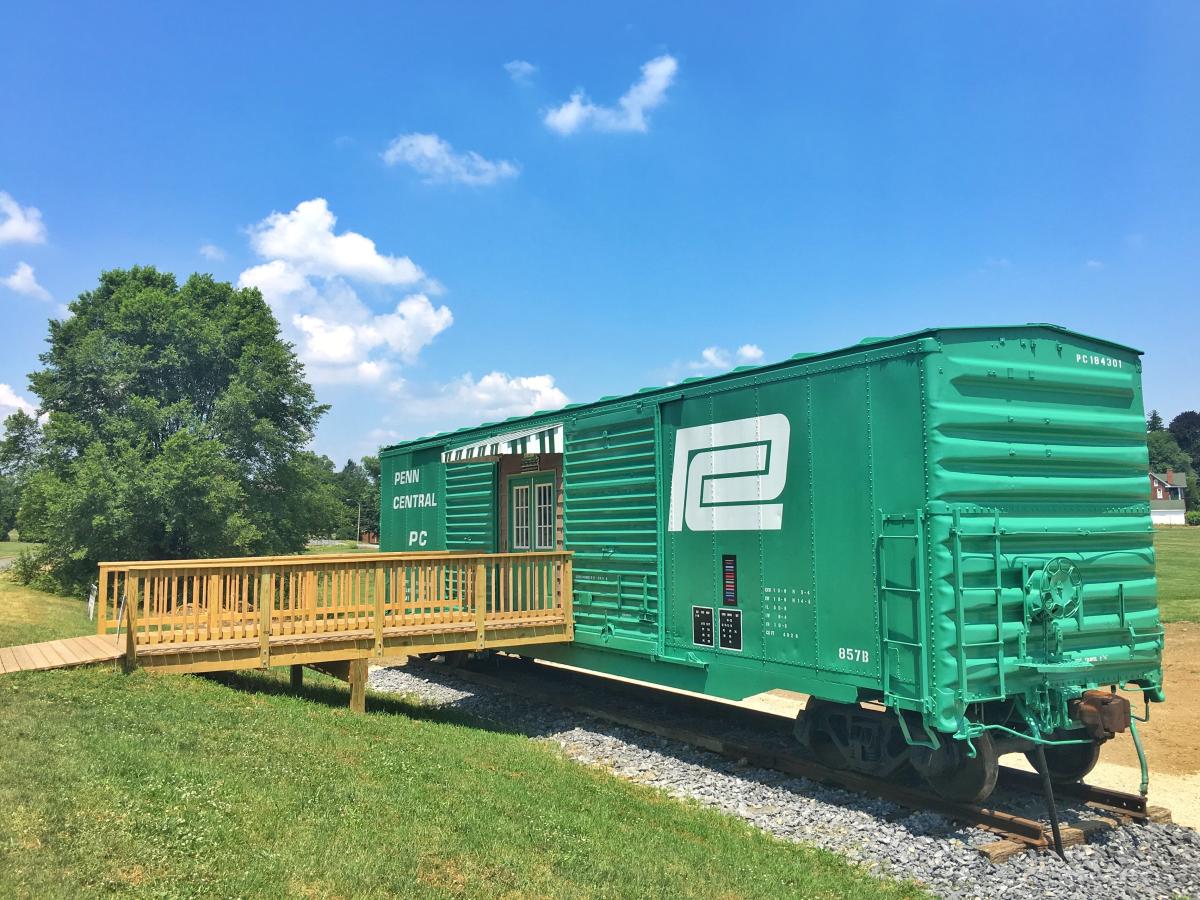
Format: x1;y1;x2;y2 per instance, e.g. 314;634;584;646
667;413;790;532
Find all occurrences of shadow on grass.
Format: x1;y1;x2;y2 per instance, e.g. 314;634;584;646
202;667;524;737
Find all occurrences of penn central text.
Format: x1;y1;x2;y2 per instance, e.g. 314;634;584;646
392;468;438;509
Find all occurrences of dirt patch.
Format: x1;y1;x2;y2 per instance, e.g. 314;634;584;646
1101;622;1200;777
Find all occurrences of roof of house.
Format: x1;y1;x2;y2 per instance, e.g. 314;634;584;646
1151;471;1188;488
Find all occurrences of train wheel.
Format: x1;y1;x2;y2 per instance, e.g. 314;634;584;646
1026;738;1100;784
802;698;852;770
927;733;999;803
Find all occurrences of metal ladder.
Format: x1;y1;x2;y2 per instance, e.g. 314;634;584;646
878;510;930;711
950;509;1008;702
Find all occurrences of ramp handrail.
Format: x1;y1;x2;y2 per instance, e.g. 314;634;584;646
97;550;573;649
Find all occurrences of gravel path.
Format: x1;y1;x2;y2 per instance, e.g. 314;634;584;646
370;660;1200;899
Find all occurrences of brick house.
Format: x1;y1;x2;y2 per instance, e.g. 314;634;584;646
1149;469;1187;524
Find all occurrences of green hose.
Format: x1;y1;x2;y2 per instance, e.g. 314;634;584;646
1130;716;1149;797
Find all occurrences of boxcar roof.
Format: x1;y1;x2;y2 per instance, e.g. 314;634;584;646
380;323;1141;456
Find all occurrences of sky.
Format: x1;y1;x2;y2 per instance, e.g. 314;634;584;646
2;3;1198;465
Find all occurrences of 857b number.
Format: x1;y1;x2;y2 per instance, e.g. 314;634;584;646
838;647;870;663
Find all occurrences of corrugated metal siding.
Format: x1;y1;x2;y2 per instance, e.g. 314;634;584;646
924;332;1160;727
563;412;660;654
444;462;497;551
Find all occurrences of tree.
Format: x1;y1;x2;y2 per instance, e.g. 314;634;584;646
1169;411;1200;463
0;409;42;480
333;457;380;539
18;266;341;588
1147;430;1191;475
0;409;43;540
1146;409;1164;432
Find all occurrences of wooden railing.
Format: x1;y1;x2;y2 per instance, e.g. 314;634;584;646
97;551;573;650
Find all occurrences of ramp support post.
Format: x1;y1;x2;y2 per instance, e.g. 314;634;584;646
349;658;368;714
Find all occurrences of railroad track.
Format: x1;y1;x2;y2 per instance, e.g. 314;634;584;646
415;654;1171;863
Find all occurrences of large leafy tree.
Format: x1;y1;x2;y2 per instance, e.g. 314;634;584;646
1148;430;1191;474
332;456;380;539
1169;411;1200;462
19;266;341;587
0;410;43;539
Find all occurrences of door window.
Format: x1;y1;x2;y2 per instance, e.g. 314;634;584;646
535;481;555;549
509;474;556;551
512;484;531;550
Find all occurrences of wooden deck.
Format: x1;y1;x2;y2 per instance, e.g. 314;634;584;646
0;634;124;674
0;550;574;711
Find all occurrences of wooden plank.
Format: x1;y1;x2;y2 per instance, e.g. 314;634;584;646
10;643;36;671
24;642;54;670
37;640;71;668
0;645;15;673
47;640;83;667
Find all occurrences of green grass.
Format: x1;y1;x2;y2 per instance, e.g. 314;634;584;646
0;580;920;900
304;540;377;555
1156;525;1200;623
0;542;42;559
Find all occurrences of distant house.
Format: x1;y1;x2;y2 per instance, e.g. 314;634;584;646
1149;469;1187;525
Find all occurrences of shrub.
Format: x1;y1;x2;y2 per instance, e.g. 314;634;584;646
8;547;50;586
1187;510;1200;527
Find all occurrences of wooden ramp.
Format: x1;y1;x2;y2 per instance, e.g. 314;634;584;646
0;550;574;712
0;634;123;674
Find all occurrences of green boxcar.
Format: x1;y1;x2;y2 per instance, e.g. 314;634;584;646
380;325;1163;800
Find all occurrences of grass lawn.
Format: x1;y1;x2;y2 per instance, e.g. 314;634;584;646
1155;526;1200;623
0;579;920;899
0;542;42;559
304;540;378;555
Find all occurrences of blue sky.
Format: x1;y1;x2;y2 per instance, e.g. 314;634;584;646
2;3;1197;464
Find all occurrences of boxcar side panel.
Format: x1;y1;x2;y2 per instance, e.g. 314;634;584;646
562;406;660;656
380;447;447;552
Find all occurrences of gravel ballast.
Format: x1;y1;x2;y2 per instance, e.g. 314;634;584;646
370;661;1200;899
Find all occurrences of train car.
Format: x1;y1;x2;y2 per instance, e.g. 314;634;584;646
378;324;1164;801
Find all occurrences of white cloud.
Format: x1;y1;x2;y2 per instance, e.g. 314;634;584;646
504;59;537;84
246;198;429;286
736;343;764;363
392;371;569;421
291;293;453;372
0;192;47;244
381;133;519;187
1084;259;1105;269
0;383;36;417
199;243;225;261
2;262;51;302
686;343;765;373
238;199;451;384
544;54;678;135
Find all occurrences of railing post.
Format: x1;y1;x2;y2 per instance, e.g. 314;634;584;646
208;572;220;640
259;568;272;668
563;554;574;639
122;576;138;673
373;565;385;656
97;565;110;635
475;558;487;648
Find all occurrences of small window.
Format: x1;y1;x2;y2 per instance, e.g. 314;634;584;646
1156;487;1163;499
535;481;555;549
513;484;530;550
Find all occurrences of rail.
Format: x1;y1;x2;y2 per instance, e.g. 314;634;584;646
97;551;574;656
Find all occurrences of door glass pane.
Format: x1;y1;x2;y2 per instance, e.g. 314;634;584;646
535;481;555;549
513;484;530;550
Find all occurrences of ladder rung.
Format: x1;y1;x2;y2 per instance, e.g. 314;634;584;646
885;638;922;649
